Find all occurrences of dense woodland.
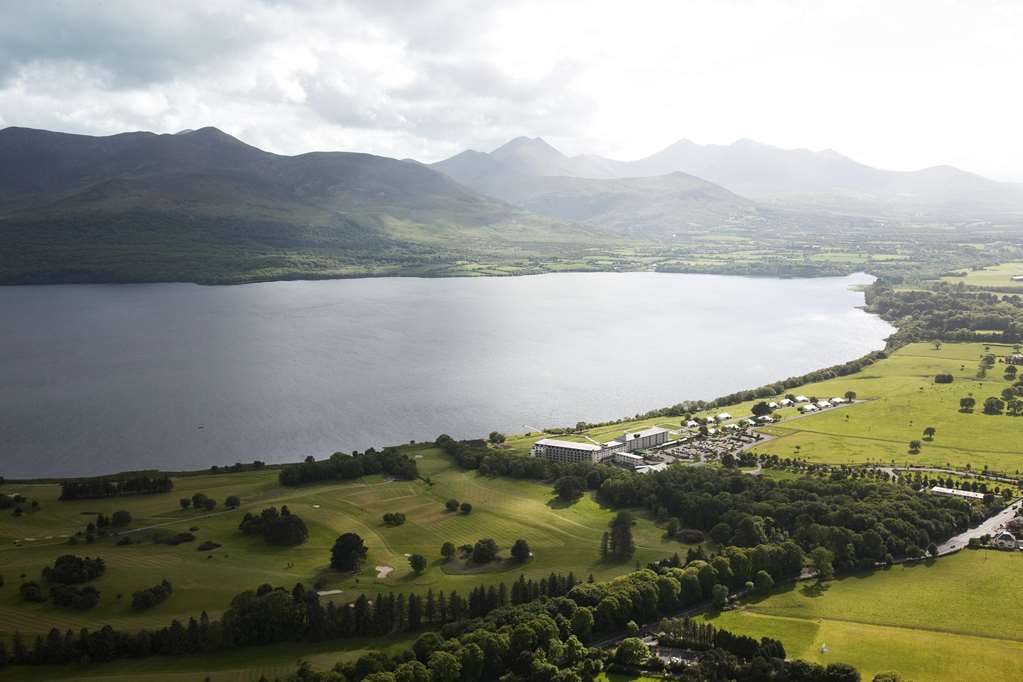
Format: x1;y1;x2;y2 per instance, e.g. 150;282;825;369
867;282;1023;346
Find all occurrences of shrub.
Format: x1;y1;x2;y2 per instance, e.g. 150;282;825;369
383;512;407;526
471;538;498;563
934;374;954;384
445;499;459;512
43;555;105;584
111;510;132;527
239;506;309;546
197;541;222;551
225;495;241;508
460;502;473;514
20;581;47;602
50;584;100;610
131;580;173;610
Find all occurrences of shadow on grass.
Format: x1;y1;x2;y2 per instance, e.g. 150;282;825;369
546;496;581;510
799;581;831;598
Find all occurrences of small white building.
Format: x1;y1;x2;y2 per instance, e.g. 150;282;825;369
993;531;1018;550
817;400;832;408
756;415;773;423
704;416;717;424
723;423;739;431
685;420;700;428
794;396;810;403
768;402;779;409
716;412;732;422
740;418;756;426
929;486;986;500
831;396;847;404
800;404;818;413
778;398;793;407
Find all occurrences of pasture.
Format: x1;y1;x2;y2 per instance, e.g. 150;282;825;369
702;550;1023;682
942;262;1023;290
0;446;683;642
750;342;1023;472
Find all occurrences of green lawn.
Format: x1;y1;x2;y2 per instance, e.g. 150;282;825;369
942;262;1023;289
0;447;687;641
701;551;1023;682
749;342;1023;472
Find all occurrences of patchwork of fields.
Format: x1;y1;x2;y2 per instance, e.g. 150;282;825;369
702;551;1023;682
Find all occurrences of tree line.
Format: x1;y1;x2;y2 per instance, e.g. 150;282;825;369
278;449;418;486
58;475;173;500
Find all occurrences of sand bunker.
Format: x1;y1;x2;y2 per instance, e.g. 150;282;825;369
376;565;394;578
316;589;343;597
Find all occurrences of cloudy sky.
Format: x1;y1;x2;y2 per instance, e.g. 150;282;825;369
2;0;1021;180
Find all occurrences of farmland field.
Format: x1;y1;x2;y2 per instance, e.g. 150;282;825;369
701;550;1023;682
748;342;1023;472
942;262;1023;289
0;447;684;643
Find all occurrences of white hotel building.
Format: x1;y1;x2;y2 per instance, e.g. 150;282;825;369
531;426;670;465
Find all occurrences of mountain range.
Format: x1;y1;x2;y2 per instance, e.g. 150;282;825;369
2;124;1022;284
0;126;585;283
433;136;1023;216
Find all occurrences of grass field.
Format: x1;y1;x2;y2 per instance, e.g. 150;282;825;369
942;262;1023;289
748;342;1023;472
0;446;686;642
701;550;1023;682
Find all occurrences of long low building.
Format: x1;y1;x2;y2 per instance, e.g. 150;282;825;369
929;485;986;500
531;426;669;465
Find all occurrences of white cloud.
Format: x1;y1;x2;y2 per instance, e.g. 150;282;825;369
1;0;1021;180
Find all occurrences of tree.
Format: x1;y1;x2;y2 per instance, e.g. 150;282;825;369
615;637;648;666
488;431;506;444
394;661;432;682
983;396;1005;415
445;499;459;512
825;663;861;682
960;396;976;412
665;517;682;538
111;510;131;527
809;546;835;581
609;511;635;560
511;539;531;563
922;426;936;441
408;554;427;574
844;391;857;401
440;541;456;561
383;512;407;526
553;476;586;501
179;498;191;510
872;672;906;682
926;542;938;558
225;495;241;508
471;538;498;563
711;583;729;609
710;522;732;545
330;533;368;572
932;341;942;351
754;569;774;594
908;440;922;454
460;502;473;514
427;650;461;682
751;401;772;416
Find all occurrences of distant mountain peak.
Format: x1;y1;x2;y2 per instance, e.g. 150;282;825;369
491;135;565;157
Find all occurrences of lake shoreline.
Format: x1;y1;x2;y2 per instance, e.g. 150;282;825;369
0;272;892;478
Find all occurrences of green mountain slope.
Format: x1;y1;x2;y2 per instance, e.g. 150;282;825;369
0;127;592;284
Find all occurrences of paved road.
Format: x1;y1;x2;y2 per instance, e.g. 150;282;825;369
937;499;1021;554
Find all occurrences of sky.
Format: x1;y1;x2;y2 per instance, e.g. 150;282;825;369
1;0;1021;181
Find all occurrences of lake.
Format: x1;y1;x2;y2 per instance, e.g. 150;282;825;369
0;272;892;478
